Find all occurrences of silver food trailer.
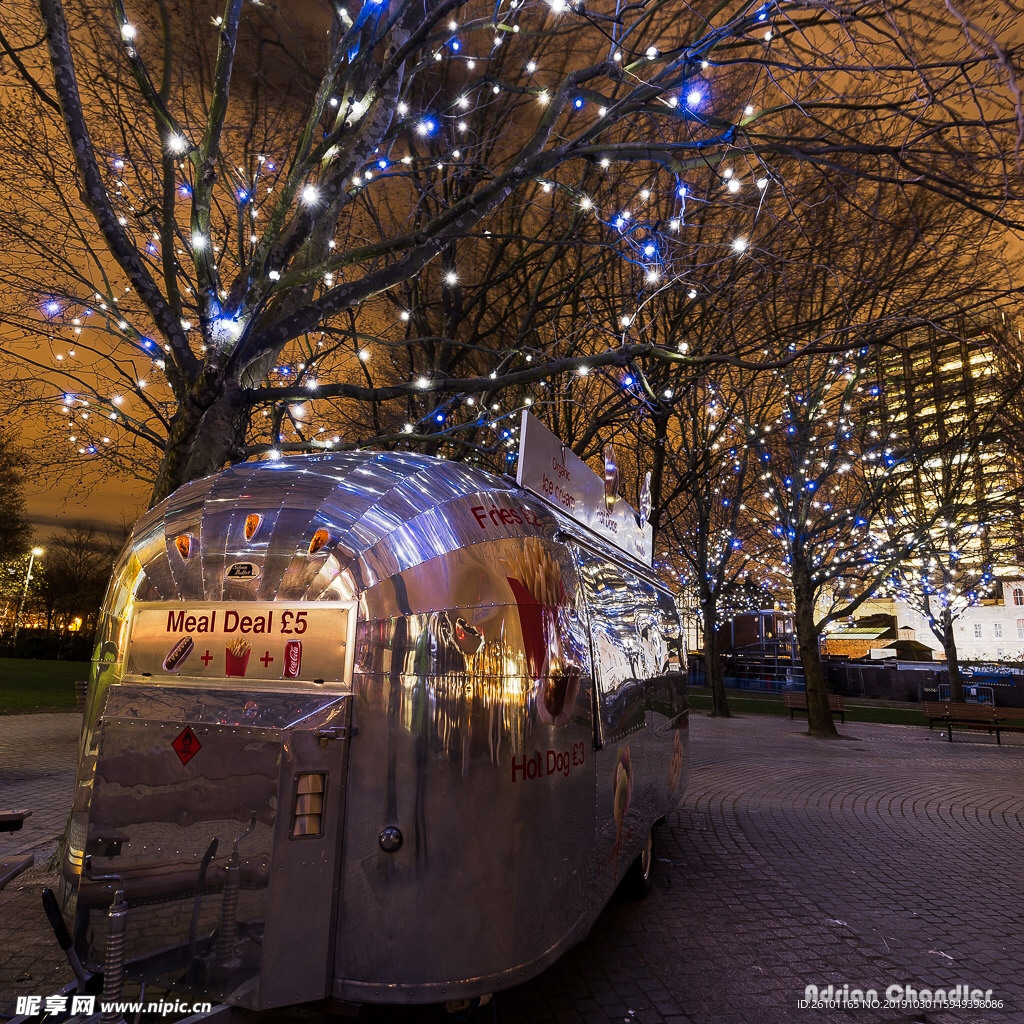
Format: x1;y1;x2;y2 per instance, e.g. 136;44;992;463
53;416;688;1012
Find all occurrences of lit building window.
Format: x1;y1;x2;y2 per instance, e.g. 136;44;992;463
974;623;983;638
994;623;1003;638
1014;588;1024;606
1017;618;1024;641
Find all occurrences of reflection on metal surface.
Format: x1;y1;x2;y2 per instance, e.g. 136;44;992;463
74;687;350;1009
62;451;688;1011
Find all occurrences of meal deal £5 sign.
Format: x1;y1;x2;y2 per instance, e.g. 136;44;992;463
127;602;352;683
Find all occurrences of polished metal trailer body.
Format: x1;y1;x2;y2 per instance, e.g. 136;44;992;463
59;451;687;1009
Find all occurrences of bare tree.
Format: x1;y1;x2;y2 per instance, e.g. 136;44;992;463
35;523;116;645
0;0;1022;511
737;166;1022;735
0;432;32;561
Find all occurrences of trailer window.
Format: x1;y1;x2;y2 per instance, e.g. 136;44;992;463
576;551;664;742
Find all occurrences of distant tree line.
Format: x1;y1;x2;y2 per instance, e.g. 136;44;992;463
0;437;123;659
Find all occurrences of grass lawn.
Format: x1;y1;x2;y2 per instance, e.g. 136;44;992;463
687;690;928;727
0;658;87;714
0;661;930;725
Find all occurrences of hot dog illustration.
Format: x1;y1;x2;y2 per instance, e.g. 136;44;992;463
163;635;195;673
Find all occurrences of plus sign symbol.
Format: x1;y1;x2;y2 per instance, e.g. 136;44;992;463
260;650;274;668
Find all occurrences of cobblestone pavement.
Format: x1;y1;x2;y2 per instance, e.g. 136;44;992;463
1;711;1020;1024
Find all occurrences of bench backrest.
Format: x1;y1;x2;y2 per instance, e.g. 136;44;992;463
946;703;999;721
784;692;843;708
922;701;998;720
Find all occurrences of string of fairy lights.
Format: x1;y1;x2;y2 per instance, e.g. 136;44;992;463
41;0;787;478
26;0;1024;652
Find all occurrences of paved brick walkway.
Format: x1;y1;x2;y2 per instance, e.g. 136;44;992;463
1;712;1020;1023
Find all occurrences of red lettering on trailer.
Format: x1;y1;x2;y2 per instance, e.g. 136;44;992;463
165;610;217;633
224;609;274;633
470;503;543;531
512;745;585;782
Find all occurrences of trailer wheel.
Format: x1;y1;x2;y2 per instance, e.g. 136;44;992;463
619;826;654;899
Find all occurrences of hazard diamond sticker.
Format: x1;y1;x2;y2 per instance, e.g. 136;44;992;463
171;726;201;766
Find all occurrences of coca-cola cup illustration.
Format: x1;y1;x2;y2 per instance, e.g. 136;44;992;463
283;640;302;678
225;637;251;676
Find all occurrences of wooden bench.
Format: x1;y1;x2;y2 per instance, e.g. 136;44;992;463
783;691;845;722
0;810;34;890
995;707;1024;733
0;854;33;890
920;701;1013;743
0;809;31;833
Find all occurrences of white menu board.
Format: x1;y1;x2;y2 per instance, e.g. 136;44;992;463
516;411;653;564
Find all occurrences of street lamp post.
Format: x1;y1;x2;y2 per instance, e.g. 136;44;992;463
12;547;44;647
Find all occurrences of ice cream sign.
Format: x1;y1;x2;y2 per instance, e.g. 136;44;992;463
516;411;653;564
126;602;353;683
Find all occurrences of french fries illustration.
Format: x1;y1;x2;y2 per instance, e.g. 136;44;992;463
225;636;252;676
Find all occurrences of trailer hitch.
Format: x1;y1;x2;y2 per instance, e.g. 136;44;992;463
41;887;89;994
83;867;128;1024
213;814;257;974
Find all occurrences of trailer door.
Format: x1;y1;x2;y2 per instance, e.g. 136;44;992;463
572;546;660;894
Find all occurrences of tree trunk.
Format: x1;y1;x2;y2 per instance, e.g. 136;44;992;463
702;598;731;717
791;551;839;738
150;378;249;507
941;611;964;702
